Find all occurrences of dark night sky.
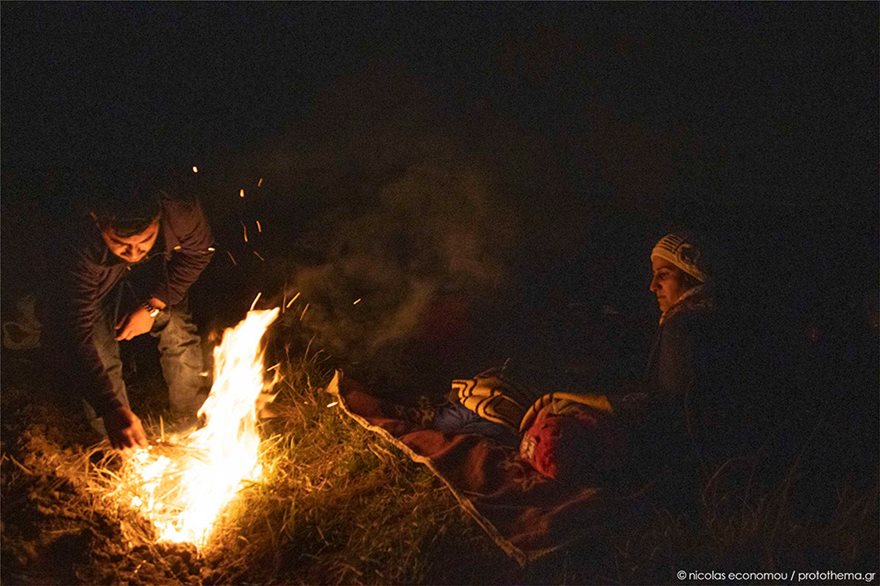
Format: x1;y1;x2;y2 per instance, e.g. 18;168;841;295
3;4;877;194
2;3;878;320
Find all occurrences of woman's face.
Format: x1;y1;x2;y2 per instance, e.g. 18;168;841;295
649;257;689;313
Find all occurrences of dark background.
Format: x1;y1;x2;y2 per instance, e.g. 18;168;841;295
2;4;877;394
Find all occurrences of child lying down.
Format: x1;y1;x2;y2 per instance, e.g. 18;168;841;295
431;369;624;483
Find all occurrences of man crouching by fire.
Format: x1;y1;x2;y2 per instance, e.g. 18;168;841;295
43;165;214;451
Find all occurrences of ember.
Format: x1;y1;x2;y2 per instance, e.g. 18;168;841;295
108;308;280;548
285;291;301;309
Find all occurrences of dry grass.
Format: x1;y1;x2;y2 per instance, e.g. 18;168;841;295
1;344;877;585
0;343;499;585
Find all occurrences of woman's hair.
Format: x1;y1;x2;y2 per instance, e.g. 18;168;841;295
680;270;703;291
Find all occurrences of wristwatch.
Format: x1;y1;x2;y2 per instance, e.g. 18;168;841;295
143;301;161;318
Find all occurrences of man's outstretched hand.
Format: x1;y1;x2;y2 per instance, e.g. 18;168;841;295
115;306;155;341
104;406;149;450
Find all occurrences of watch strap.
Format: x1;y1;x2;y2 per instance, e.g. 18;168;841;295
143;301;161;318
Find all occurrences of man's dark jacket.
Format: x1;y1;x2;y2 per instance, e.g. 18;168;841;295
53;194;214;416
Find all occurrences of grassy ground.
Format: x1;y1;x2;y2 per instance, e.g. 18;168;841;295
0;330;508;585
2;330;877;585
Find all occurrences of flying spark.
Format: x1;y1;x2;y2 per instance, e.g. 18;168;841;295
252;251;265;261
285;292;301;309
257;177;264;187
250;292;262;311
300;303;310;321
239;189;245;198
226;251;237;266
352;298;362;305
192;166;199;173
256;220;262;233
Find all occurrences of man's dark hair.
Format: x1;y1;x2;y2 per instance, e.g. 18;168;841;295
86;165;164;237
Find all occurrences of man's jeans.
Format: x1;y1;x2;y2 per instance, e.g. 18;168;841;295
82;296;206;434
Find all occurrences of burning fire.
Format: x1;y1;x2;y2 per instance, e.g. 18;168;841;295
113;308;279;548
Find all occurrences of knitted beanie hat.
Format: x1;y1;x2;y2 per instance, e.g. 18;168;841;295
651;232;709;283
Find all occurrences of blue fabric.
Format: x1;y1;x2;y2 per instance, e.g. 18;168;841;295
432;402;519;446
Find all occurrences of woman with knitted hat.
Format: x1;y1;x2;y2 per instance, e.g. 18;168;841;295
433;231;724;486
514;231;722;484
609;230;724;496
644;231;716;400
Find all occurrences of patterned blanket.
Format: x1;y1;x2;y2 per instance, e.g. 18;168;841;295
328;370;648;566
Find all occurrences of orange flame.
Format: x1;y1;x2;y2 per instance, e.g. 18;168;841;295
118;308;279;547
